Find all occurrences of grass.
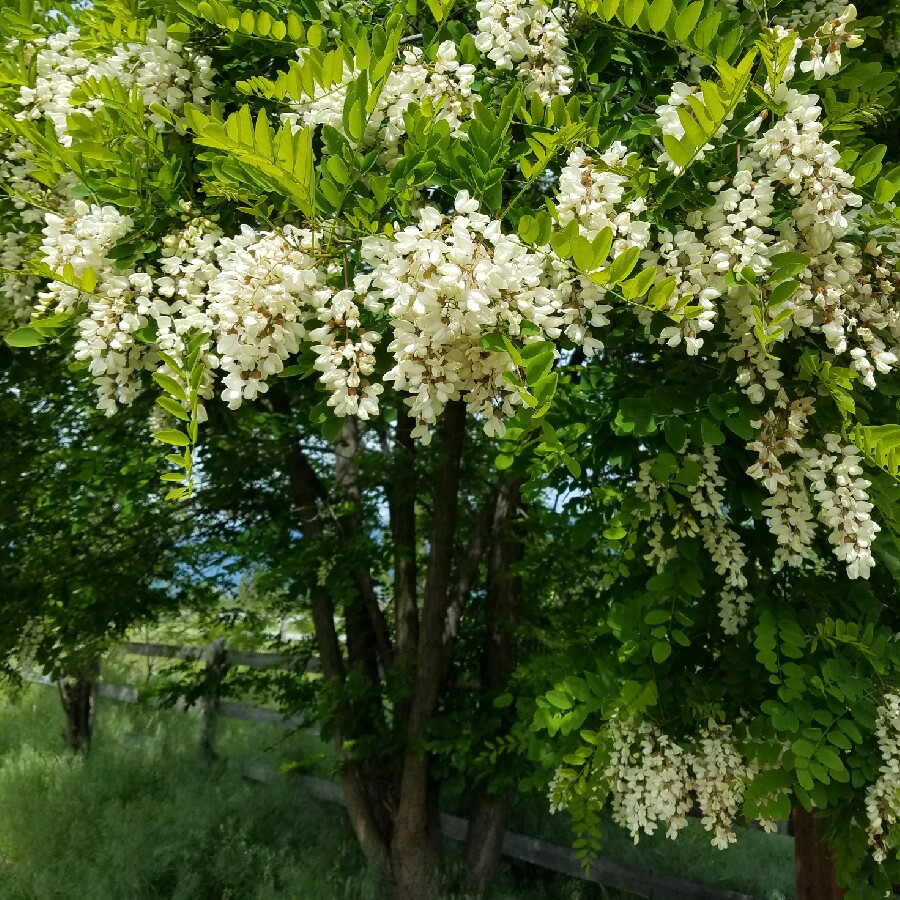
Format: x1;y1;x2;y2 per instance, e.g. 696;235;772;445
0;686;625;900
97;643;797;899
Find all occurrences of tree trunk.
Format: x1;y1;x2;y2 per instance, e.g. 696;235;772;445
466;477;523;892
792;807;847;900
392;400;468;900
272;395;392;880
57;659;100;754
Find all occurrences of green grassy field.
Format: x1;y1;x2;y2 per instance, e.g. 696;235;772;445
0;685;794;900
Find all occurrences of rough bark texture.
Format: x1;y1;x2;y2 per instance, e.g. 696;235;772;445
58;659;100;754
391;405;418;664
792;807;847;900
274;396;391;879
272;392;497;898
466;477;523;891
392;400;468;900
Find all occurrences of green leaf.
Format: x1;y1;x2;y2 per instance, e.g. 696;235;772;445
517;215;539;244
327;155;351;185
662;133;694;169
152;372;187;403
700;417;726;445
153;429;191;447
853;144;886;187
571;234;597;272
591;227;613;263
156;396;189;421
621;266;657;301
426;0;452;23
645;609;672;625
769;252;809;276
481;332;507;353
647;0;672;31
648;275;677;310
664;417;687;452
347;98;366;142
547;689;573;710
815;746;845;772
5;327;46;347
321;416;344;443
652;641;672;663
605;246;641;283
674;1;704;43
769;280;799;307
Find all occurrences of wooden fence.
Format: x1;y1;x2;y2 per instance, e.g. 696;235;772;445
22;639;768;900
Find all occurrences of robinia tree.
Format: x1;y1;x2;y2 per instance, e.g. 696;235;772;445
2;0;900;895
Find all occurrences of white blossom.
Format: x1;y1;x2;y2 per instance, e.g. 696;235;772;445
474;0;573;103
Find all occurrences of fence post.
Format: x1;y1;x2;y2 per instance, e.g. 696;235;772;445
199;638;227;757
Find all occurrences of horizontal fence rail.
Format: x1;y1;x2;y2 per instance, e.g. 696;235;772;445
20;640;774;900
121;641;320;672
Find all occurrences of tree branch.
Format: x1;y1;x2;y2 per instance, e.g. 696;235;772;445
334;417;395;673
391;403;419;663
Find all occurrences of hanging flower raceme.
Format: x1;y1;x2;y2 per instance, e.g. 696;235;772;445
635;444;753;633
549;716;767;849
15;23;215;145
282;40;476;164
362;191;559;442
474;0;573;102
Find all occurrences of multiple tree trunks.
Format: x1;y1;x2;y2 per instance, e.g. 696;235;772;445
273;388;530;899
57;659;100;753
792;807;847;900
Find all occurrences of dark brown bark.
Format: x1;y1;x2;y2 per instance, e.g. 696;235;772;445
792;807;847;900
335;419;394;674
58;659;100;754
392;400;468;900
391;404;418;662
274;398;391;877
466;477;523;891
390;404;419;738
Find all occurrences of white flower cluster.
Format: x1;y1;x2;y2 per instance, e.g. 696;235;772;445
148;220;342;412
746;396;818;565
283;41;475;164
746;401;879;579
635;444;753;633
645;77;900;405
601;716;759;848
802;434;879;580
474;0;573;103
552;143;650;355
16;24;215;145
0;139;54;225
310;288;383;420
362;191;554;442
773;3;865;80
32;203;355;416
0;231;38;330
866;693;900;862
35;201;155;413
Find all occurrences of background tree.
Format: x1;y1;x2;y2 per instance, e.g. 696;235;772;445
0;346;201;750
2;0;900;898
